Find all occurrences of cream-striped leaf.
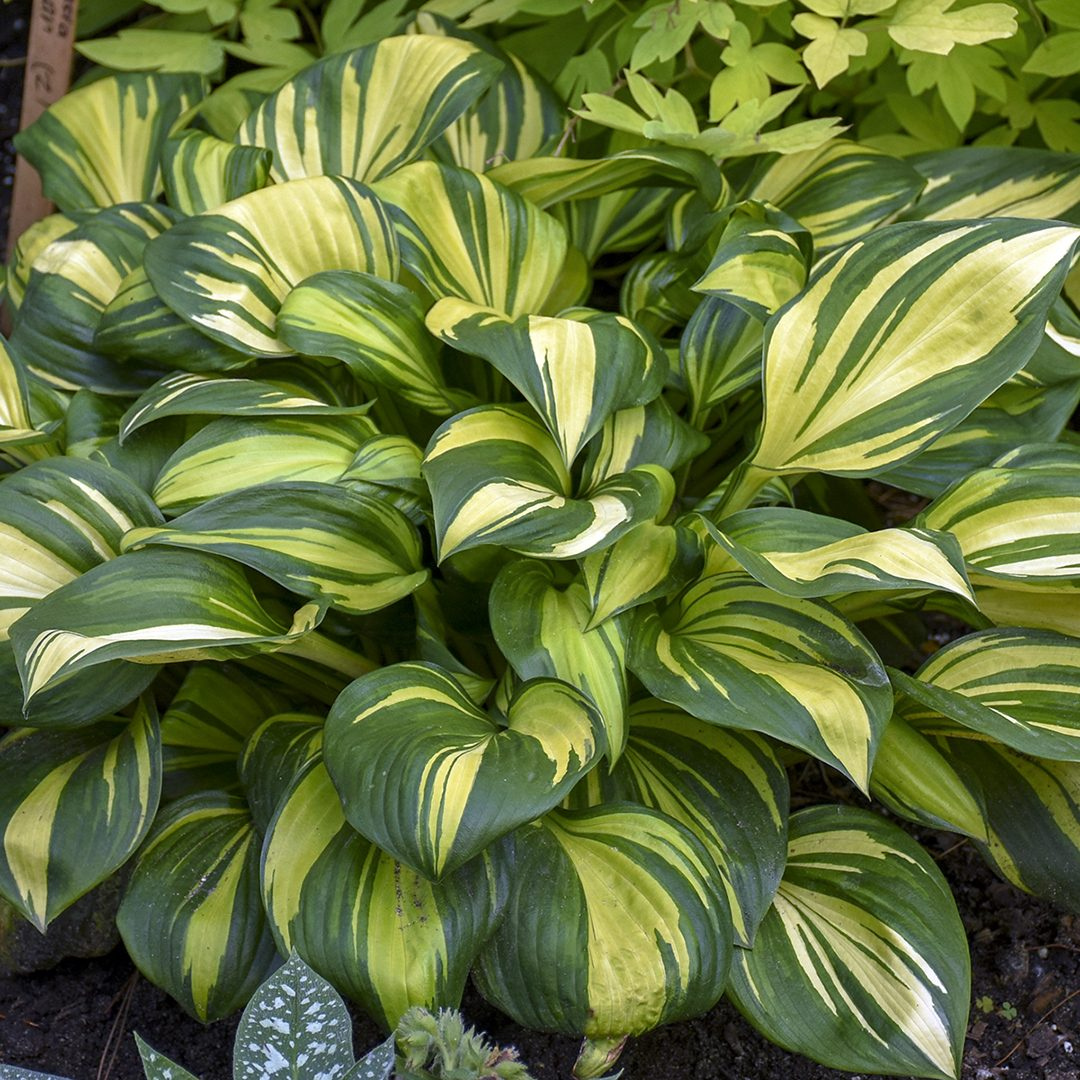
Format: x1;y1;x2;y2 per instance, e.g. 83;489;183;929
152;414;377;514
238;712;323;831
323;662;605;879
10;548;322;707
0;700;161;930
0;337;53;449
278;271;473;415
422;405;673;561
238;37;501;183
553;186;675;264
619;249;699;337
161;130;272;215
116;792;279;1021
4;210;93;315
123;481;428;616
698;508;974;600
474;805;732;1045
489;559;629;763
919;462;1080;588
892;629;1080;761
728;806;969;1080
144;177;399;356
13;73;204;211
975;586;1080;638
427;299;667;466
748;140;925;249
373;162;567;318
629;577;892;789
261;758;507;1028
341;434;430;523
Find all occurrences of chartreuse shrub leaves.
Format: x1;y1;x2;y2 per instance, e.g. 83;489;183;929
3;18;1080;1080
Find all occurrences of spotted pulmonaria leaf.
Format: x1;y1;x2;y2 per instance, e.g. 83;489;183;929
374;162;567;318
629;577;892;790
489;559;629;763
238;36;501;183
698;508;974;600
427;299;667;466
728;806;969;1080
13;72;204;211
423;406;674;562
323;662;604;879
117;792;279;1022
10;548;322;709
0;699;161;930
144;177;399;356
160;130;272;216
133;1034;201;1080
123;482;428;616
277;271;473;415
892;629;1080;761
261;759;507;1029
474;805;732;1043
734;220;1080;498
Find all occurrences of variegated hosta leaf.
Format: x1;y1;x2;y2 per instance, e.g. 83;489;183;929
692;201;812;320
892;629;1080;761
10;203;180;394
161;130;272;216
489;560;629;762
869;715;987;840
742;219;1080;488
582;522;703;629
619;250;699;337
474;804;732;1040
0;337;54;449
261;759;508;1028
10;548;322;709
975;586;1080;638
13;72;205;211
698;508;974;600
747;140;925;250
578;397;709;491
123;482;428;616
152;414;377;514
422;405;674;561
4;210;94;314
907;147;1080;223
117;792;279;1021
277;271;473;415
919;463;1080;589
95;266;252;374
323;662;605;879
728;806;969;1080
144;177;399;356
553;187;675;265
341;434;430;524
238;36;501;183
938;738;1080;912
373;162;567;318
0;700;161;930
159;663;286;798
427;299;667;466
238;712;323;831
676;295;764;418
119;369;371;442
629;577;892;790
570;700;789;949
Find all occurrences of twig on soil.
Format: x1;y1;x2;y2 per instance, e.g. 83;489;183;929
993;986;1080;1067
933;838;970;861
0;56;27;66
97;970;138;1080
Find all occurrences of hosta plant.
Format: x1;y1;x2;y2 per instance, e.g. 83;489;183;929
2;17;1080;1080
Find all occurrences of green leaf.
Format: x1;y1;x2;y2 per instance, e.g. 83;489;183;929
474;804;732;1040
374;162;568;318
1034;98;1080;153
277;271;472;415
629;577;892;789
0;702;161;931
13;73;204;209
427;300;667;467
117;792;279;1021
1038;0;1080;28
261;758;508;1028
123;482;428;616
422;405;674;561
729;806;969;1080
160;130;273;216
792;13;867;88
76;30;225;74
887;0;1017;55
489;559;629;762
238;37;501;183
323;662;605;879
1025;30;1080;75
144;176;399;357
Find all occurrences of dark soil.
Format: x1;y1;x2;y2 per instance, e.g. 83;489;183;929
0;7;1078;1079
